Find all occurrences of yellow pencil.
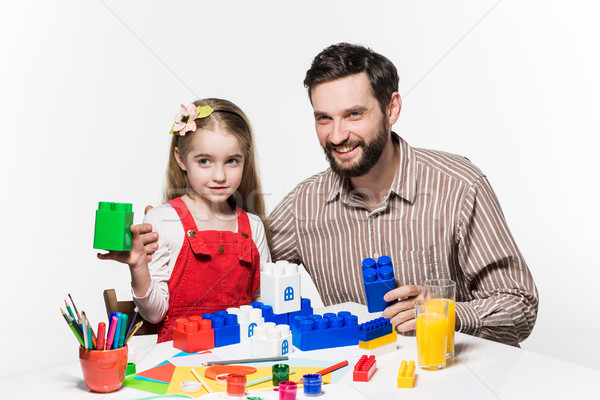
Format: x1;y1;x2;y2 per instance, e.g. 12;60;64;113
125;321;144;344
191;367;213;393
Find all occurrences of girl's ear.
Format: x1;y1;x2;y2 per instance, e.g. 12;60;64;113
174;147;187;171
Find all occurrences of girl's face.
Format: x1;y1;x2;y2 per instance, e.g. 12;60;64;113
175;128;245;206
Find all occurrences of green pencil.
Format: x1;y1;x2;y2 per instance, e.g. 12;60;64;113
69;321;85;347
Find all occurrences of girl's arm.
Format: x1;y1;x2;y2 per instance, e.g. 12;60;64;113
97;224;152;296
98;206;177;324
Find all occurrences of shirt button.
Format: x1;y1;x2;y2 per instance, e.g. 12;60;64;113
374;252;380;259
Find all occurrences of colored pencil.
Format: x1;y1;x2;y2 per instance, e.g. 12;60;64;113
82;314;89;349
68;293;82;323
68;315;83;337
106;315;118;350
125;320;144;344
61;308;84;347
96;322;106;351
65;300;76;322
202;355;289;366
246;369;296;388
82;311;96;349
87;321;93;350
125;306;138;340
304;360;348;381
191;367;212;393
60;308;71;324
69;321;85;347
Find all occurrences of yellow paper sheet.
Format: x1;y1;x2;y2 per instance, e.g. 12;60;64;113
167;365;331;397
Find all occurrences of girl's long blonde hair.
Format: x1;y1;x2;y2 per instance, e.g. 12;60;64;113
164;98;267;226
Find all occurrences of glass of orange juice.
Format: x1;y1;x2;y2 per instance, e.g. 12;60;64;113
423;279;456;358
415;299;449;370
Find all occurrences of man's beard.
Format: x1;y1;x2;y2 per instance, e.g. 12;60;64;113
324;118;389;178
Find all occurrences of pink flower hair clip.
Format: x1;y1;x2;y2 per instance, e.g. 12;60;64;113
169;104;215;136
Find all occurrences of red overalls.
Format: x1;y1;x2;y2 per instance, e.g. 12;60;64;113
157;197;261;342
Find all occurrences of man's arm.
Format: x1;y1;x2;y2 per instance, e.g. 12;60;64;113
383;176;538;346
454;176;538;345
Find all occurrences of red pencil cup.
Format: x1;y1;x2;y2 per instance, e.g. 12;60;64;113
79;345;128;392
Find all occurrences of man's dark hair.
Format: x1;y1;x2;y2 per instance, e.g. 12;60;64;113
304;43;399;113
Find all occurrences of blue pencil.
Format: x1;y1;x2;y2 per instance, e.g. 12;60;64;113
125;307;138;341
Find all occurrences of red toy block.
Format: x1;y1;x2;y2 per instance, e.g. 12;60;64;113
353;355;377;382
173;317;214;353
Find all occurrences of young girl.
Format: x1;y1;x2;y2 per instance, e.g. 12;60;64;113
99;98;271;342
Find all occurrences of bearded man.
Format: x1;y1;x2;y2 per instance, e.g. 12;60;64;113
269;43;538;346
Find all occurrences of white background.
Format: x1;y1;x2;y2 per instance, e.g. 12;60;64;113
1;0;598;377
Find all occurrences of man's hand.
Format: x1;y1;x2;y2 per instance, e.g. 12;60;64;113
381;284;424;333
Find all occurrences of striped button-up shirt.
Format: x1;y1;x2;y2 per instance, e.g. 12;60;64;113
269;134;538;346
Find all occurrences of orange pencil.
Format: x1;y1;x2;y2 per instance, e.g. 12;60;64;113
299;360;349;382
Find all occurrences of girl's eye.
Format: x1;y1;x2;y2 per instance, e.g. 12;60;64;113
226;158;239;165
199;158;210;166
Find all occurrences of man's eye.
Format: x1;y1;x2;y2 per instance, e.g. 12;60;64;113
350;112;361;118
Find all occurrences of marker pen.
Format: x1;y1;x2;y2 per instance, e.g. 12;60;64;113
96;322;106;351
106;315;118;350
112;313;122;349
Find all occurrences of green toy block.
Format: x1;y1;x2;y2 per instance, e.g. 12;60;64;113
93;202;134;251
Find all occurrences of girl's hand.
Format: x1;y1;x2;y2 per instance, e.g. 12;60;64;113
97;224;148;269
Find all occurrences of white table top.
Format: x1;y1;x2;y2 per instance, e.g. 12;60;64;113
2;302;598;399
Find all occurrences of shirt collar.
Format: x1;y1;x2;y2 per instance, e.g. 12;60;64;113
325;132;417;205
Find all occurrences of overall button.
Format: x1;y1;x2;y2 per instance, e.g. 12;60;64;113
219;246;225;254
187;230;196;237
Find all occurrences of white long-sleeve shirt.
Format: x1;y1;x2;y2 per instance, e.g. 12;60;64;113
132;203;271;323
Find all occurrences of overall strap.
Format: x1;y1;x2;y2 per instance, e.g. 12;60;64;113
167;197;210;255
236;207;254;263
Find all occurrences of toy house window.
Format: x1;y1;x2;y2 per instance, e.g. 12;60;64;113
284;286;294;301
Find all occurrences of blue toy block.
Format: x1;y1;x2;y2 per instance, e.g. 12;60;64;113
212;311;241;347
202;311;241;347
251;302;289;325
288;298;314;323
362;256;396;313
356;317;393;342
291;312;359;351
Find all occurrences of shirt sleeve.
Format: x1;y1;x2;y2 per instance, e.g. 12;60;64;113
247;213;272;264
131;207;175;324
455;176;539;345
268;188;301;263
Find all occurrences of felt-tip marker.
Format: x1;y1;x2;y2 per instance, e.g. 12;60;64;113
96;322;106;351
106;315;118;350
118;314;128;348
112;313;122;349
